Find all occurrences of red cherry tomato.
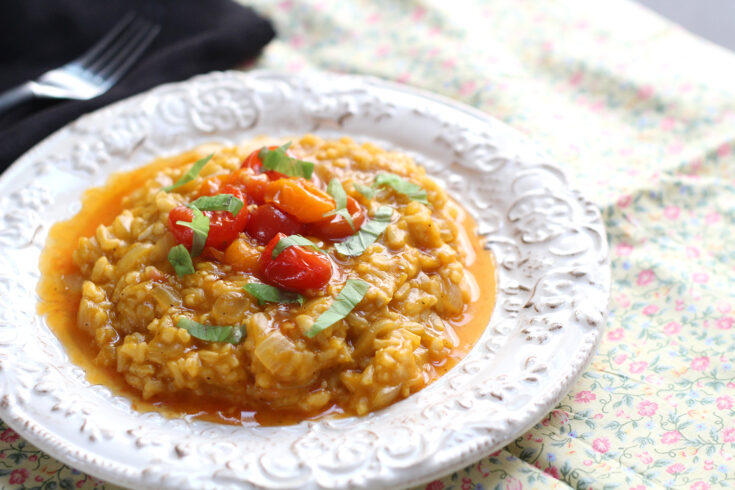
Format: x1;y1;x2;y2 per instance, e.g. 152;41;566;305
259;233;332;292
308;196;366;240
246;204;305;245
167;186;249;250
242;145;291;180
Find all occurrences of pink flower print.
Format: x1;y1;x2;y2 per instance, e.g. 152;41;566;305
0;428;19;443
661;431;681;444
690;357;710;371
629;361;648;374
667;463;685;474
642;305;659;316
592;437;610;454
663;206;680;219
461;476;472;490
638;85;654;100
575;390;596;403
664;322;681;335
704;460;715;470
717;143;731;157
716;396;733;410
583;459;593;466
705;212;721;224
9;469;28;485
692;272;709;284
630;486;646;490
638;452;653;464
686;247;700;258
637;269;655;286
724;427;735;443
614;353;628;365
637;400;658;417
28;454;38;462
504;476;522;490
411;6;426;21
459;81;476;97
35;475;44;482
717;301;732;314
690;482;711;490
716;317;733;330
544;466;561;478
569;72;584;86
426;480;444;490
615;242;633;256
607;328;624;341
660;117;675;131
617;194;632;208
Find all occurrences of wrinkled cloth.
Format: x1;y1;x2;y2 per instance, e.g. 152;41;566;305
3;0;735;488
0;0;275;171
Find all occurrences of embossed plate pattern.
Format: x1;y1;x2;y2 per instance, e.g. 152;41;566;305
0;71;609;489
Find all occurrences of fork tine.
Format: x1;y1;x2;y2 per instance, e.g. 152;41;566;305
97;24;160;87
83;18;150;77
73;12;136;69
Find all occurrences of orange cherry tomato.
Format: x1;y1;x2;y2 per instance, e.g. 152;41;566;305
167;186;249;250
229;169;269;205
308;196;366;240
259;233;332;292
263;179;335;223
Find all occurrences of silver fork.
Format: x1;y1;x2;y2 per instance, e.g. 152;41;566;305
0;13;160;114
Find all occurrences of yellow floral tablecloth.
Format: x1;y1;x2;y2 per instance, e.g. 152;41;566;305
3;0;735;488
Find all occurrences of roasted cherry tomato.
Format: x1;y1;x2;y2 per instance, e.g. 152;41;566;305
308;196;366;240
242;145;292;180
246;204;305;245
168;186;249;250
259;233;332;292
263;178;335;223
197;174;231;197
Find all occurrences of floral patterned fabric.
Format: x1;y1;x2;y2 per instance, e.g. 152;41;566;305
4;0;735;488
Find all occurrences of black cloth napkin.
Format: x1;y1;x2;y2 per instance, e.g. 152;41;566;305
0;0;276;172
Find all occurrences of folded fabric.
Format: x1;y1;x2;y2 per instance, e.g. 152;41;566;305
0;0;276;172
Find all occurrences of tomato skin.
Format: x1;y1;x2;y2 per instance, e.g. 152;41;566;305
259;233;332;292
308;196;366;240
167;186;249;251
264;179;335;223
246;204;305;245
242;145;289;180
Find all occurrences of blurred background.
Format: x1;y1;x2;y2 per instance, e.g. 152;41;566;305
638;0;735;51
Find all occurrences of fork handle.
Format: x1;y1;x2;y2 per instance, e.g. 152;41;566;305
0;82;36;114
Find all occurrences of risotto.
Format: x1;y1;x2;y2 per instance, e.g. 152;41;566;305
38;135;495;424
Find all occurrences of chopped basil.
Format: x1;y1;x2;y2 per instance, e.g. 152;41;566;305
322;179;355;231
353;182;376;199
167;244;195;277
306;279;370;338
244;283;304;306
176;206;209;257
177;318;245;345
272;234;325;259
162;154;213;192
259;143;314;179
373;173;429;205
334;206;394;257
188;194;244;216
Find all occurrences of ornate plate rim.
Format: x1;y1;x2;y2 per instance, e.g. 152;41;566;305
0;70;610;489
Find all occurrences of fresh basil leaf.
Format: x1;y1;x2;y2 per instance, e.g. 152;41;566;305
272;234;325;259
162;154;213;192
168;244;195;277
322;179;355;231
177;318;245;345
373;173;429;205
244;283;304;306
306;279;370;338
334;206;393;257
353;182;376;199
176;206;209;257
260;144;314;179
189;194;244;216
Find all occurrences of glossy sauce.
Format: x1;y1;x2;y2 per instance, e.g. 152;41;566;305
37;154;496;426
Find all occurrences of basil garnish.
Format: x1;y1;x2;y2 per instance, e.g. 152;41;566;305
188;194;243;216
167;244;195;277
373;173;429;205
162;154;213;192
260;143;314;179
323;178;355;231
306;279;370;338
272;234;325;259
334;206;393;257
353;182;376;199
244;283;304;306
177;318;245;345
175;206;209;257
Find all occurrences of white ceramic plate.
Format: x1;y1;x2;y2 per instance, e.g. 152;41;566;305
0;71;609;489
